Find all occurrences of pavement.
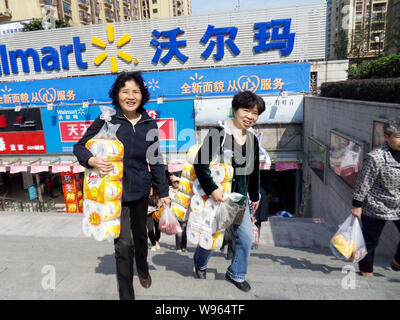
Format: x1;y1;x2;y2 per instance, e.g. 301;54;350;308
0;211;399;301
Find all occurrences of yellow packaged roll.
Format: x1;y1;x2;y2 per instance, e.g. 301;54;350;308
104;220;121;239
211;163;234;183
172;203;188;221
103;200;121;221
182;163;196;181
85;139;124;161
211;230;224;249
178;177;193;195
186;144;201;164
176;191;191;208
104;181;123;201
84;169;106;203
220;181;232;194
108;161;124;181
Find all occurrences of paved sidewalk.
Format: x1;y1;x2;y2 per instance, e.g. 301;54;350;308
0;212;399;300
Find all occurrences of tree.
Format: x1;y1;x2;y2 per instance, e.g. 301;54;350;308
21;18;70;32
333;31;348;60
385;16;400;55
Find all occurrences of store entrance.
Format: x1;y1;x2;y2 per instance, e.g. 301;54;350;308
260;169;298;216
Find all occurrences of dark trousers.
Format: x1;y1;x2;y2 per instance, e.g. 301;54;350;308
358;214;400;273
147;214;160;246
175;220;187;250
114;196;149;300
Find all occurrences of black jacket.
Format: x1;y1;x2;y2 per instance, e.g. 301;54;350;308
193;125;260;205
73;107;169;202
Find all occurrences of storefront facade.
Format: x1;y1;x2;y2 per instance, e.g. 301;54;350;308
0;2;328;213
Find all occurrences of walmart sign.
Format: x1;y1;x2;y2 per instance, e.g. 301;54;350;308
0;37;87;75
0;3;326;81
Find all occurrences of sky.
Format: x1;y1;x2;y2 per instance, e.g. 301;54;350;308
191;0;326;15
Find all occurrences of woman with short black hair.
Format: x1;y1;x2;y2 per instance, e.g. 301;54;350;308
74;71;170;300
192;91;265;292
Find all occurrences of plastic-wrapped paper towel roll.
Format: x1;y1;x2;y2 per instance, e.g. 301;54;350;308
193;179;206;196
181;163;196;181
187;227;200;245
86;139;124;161
199;232;214;250
108;161;124;181
210;165;225;184
104;181;123;201
178;177;193;195
104;220;121;239
103;200;121;221
221;164;234;182
205;198;218;212
176;191;191;208
190;194;205;213
220;181;232;194
172;203;188;221
186;144;201;164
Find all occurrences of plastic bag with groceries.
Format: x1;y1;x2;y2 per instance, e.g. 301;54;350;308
158;206;183;235
82;106;124;242
330;214;367;263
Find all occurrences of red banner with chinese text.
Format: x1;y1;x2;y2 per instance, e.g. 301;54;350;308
61;171;83;213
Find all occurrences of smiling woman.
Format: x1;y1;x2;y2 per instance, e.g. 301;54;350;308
73;71;171;300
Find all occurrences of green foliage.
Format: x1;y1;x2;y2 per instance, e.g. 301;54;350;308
320;78;400;103
348;54;400;79
21;18;70;32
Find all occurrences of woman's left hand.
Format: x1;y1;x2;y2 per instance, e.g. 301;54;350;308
160;196;171;208
250;201;260;213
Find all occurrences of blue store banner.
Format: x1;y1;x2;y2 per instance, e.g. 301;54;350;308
40;100;195;154
40;104;103;153
0;63;309;108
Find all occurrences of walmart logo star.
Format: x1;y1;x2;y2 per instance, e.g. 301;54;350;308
92;25;139;73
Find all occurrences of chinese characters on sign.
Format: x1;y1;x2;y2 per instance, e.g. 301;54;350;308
61;171;83;213
180;74;284;95
149;19;295;64
0;85;76;105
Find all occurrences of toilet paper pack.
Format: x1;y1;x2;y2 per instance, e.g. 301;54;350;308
82;106;124;242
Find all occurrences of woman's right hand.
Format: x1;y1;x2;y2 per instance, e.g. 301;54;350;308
211;188;224;204
88;156;114;175
351;207;362;219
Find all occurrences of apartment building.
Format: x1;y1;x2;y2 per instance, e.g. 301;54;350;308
134;0;191;20
328;0;389;59
0;0;190;28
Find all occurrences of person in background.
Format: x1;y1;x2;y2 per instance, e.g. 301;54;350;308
147;187;161;251
170;174;187;253
192;91;265;292
73;71;170;300
252;186;269;249
351;117;400;276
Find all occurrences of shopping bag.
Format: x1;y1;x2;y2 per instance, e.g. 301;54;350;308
250;215;259;244
214;192;245;230
158;206;183;235
330;215;367;263
82;106;124;242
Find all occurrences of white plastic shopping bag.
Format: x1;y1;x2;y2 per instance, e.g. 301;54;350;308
214;192;244;231
330;215;367;263
159;206;182;235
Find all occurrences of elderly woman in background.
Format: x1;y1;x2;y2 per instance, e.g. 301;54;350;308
351;117;400;276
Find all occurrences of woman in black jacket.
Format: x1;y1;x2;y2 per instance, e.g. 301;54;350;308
73;71;170;300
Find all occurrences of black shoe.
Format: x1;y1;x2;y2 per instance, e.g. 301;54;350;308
194;267;206;279
225;274;251;292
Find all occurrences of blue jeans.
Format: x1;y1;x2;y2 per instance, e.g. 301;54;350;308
193;203;253;282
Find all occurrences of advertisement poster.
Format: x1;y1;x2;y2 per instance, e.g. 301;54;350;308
61;171;83;213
